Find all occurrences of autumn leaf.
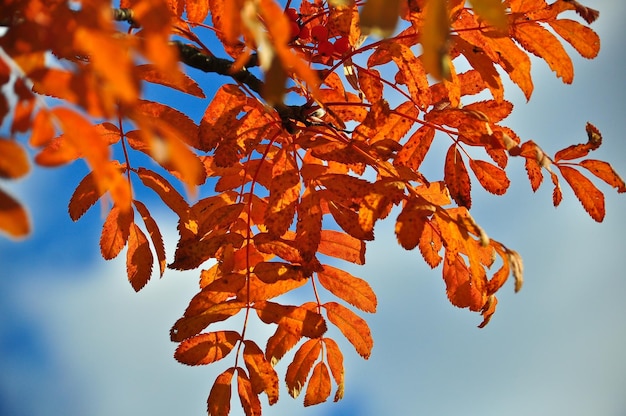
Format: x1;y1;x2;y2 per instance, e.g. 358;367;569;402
255;301;327;339
421;0;451;80
468;159;511;195
0;139;29;179
208;367;235;416
100;205;134;260
236;369;262;416
558;165;605;222
171;299;245;343
174;331;240;366
304;361;332;406
359;0;403;37
323;338;345;402
286;338;322;398
68;172;106;222
579;160;626;193
133;200;166;277
317;265;377;313
126;223;153;292
318;229;366;265
243;340;279;404
324;302;373;359
444;145;472;208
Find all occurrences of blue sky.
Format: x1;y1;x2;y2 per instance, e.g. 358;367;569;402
1;2;626;415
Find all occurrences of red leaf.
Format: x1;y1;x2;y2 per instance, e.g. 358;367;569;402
558;165;605;222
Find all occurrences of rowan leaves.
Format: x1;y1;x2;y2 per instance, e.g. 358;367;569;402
1;0;623;415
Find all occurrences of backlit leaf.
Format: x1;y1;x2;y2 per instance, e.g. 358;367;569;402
304;361;331;406
444;145;472;208
442;252;487;311
548;19;600;59
243;340;279;404
255;301;327;339
286;339;322;398
421;0;451;80
469;0;507;30
317;265;377;313
207;367;235;416
174;331;240;366
558;165;605;222
323;338;345;402
395;200;429;250
0;139;29;179
136;167;189;218
359;0;403;37
68;172;104;221
100;205;133;260
126;223;153;292
469;159;510;195
171;299;245;342
395;125;435;170
236;369;262;416
324;302;373;359
133;200;166;277
318;230;365;265
579;160;626;193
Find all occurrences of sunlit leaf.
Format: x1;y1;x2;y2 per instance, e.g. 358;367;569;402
558;165;605;222
324;302;373;359
174;331;240;366
304;361;331;406
0;188;30;238
317;265;377;313
126;223;153;292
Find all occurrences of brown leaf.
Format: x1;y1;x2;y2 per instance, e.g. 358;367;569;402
317;265;377;313
174;331;240;366
253;262;304;284
126;223;153;292
324;302;373;359
255;301;327;339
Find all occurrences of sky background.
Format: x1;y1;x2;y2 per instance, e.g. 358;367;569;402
1;1;625;415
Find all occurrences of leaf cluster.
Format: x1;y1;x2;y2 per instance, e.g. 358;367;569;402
0;0;624;415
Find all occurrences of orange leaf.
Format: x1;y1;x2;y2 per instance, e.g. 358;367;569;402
266;169;301;237
136;167;189;218
395;200;429;250
243;273;308;302
468;0;507;30
296;187;322;261
243;340;279;404
236;369;262;416
133;200;166;277
468;159;510;195
100;205;133;260
512;21;573;84
548;19;600;59
323;338;345;402
304;361;331;406
395;125;435;171
186;0;210;24
68;172;105;221
558;165;605;222
318;229;365;265
255;301;327;339
442;252;487;311
171;299;245;342
170;232;245;270
444;145;472;208
29;109;55;147
265;324;302;366
285;339;322;398
0;139;29;179
136;64;206;98
317;265;377;313
485;34;533;99
207;367;235;416
126;223;153;292
174;331;240;366
324;302;373;359
579;160;626;193
387;43;431;108
327;200;374;241
0;188;30;238
198;84;247;151
419;219;443;268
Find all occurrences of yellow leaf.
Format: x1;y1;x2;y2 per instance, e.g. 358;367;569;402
468;0;508;30
360;0;403;38
421;0;451;80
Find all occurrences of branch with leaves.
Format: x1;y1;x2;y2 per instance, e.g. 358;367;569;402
0;0;624;414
